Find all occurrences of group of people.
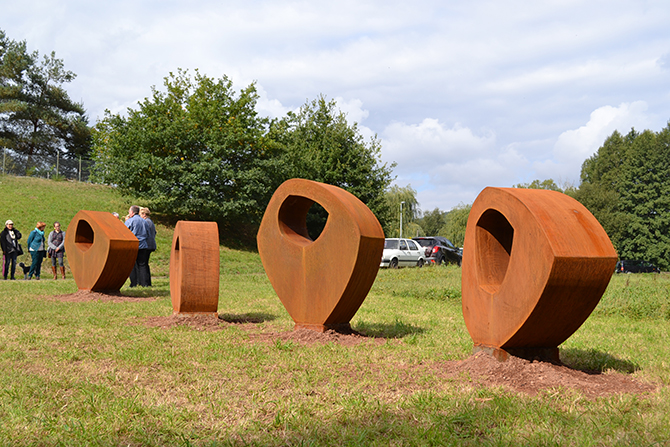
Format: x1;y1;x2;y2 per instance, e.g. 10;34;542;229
0;205;156;286
124;206;156;287
0;220;66;280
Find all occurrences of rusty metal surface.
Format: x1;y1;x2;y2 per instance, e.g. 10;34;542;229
257;179;385;332
64;210;139;292
170;221;220;315
462;187;618;357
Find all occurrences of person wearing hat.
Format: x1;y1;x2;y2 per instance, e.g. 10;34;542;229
27;222;47;280
0;220;22;280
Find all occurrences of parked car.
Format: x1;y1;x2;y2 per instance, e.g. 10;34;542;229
615;260;660;273
412;236;462;266
380;238;425;268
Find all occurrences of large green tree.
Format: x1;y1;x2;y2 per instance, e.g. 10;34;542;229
92;70;284;233
575;127;670;269
439;203;471;248
0;29;90;164
269;96;395;236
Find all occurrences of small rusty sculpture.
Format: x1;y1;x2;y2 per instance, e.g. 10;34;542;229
170;221;220;315
64;210;139;292
257;179;385;332
462;187;618;362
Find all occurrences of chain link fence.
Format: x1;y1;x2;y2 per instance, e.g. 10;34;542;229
1;149;94;181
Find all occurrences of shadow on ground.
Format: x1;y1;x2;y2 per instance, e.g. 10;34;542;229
218;312;277;324
354;319;426;339
560;347;641;374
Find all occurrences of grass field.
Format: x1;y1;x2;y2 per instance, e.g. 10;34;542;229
0;175;669;446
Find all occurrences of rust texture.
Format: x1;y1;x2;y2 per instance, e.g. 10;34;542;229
462;187;618;361
170;221;220;315
257;179;385;332
64;210;139;292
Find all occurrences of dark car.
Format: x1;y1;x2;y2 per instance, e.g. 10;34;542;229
412;236;462;266
615;260;660;273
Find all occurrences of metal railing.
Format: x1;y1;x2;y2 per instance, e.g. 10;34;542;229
1;148;93;181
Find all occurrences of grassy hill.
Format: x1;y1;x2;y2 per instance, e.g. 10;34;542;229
0;175;262;277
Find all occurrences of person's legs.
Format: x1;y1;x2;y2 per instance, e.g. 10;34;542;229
136;249;151;287
58;254;65;279
9;254;17;280
51;254;57;279
2;254;7;279
28;252;39;279
35;251;45;279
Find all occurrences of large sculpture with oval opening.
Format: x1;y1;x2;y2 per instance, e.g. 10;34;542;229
461;187;618;362
64;210;139;291
170;221;220;315
257;179;385;332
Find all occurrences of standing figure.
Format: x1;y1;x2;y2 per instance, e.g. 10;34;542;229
0;220;22;280
140;207;156;287
48;222;66;279
27;222;47;280
124;205;150;287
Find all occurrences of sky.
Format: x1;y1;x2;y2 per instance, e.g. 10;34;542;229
3;0;670;213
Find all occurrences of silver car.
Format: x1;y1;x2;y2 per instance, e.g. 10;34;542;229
380;238;425;268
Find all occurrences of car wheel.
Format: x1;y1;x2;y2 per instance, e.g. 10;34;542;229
417;259;424;268
390;258;399;269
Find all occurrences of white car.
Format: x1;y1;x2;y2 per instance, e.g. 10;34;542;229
380;238;425;268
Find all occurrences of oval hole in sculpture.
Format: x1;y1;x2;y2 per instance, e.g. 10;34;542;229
475;209;513;295
74;220;94;253
278;195;329;246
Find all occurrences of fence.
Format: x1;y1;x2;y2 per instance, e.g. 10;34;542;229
1;149;94;182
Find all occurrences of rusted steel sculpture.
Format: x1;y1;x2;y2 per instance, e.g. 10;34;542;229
64;210;139;292
462;187;618;362
170;221;220;315
257;179;385;332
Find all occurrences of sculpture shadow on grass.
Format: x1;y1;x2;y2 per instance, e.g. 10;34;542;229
121;288;171;298
560;347;641;374
218;312;277;324
353;319;426;339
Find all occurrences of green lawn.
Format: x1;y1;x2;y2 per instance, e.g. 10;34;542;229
0;175;669;445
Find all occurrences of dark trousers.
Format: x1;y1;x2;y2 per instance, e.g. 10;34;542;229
3;253;17;279
129;249;152;287
29;250;45;279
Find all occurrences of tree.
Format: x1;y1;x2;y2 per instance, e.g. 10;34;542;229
417;207;447;236
574;127;670;269
269;95;395;237
439;203;471;248
383;184;421;237
0;29;91;166
91;70;284;235
514;178;562;191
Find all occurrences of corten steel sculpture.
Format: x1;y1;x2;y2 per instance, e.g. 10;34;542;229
462;187;618;362
64;210;139;292
257;179;385;332
170;221;220;315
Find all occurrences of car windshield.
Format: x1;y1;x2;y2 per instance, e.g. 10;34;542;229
384;240;399;249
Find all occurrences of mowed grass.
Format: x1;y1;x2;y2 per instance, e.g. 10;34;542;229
0;175;669;445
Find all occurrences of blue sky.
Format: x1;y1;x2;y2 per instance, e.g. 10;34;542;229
3;0;670;212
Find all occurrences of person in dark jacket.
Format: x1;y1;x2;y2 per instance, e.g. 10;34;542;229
27;222;47;280
47;221;66;280
1;220;22;280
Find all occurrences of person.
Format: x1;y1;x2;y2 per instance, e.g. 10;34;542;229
140;207;156;287
112;212;120;219
0;220;22;280
124;205;150;287
47;221;66;280
27;222;47;280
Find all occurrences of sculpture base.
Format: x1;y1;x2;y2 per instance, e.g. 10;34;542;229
473;344;561;364
294;322;353;333
173;312;219;318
